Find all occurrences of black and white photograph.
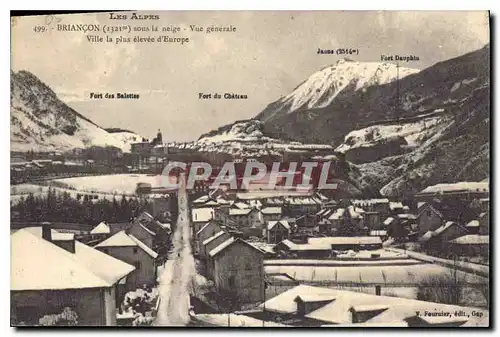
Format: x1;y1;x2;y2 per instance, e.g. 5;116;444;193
9;10;491;327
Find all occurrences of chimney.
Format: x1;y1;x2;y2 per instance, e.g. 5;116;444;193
42;222;52;242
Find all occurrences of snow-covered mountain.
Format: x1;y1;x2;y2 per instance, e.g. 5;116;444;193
10;70;142;153
257;59;419;123
199;45;490;197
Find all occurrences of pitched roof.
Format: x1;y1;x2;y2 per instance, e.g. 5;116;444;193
466;220;480;227
202;231;226;246
128;234;159;258
96;231;137;248
449;235;489;245
417;203;443;219
229;208;252;216
259;285;488;326
267;220;290;230
11;229;135;291
261;207;282;215
209;237;265;258
90;222;110;234
95;231;158;258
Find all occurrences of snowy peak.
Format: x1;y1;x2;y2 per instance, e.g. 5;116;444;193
282;61;419;112
10;70;142;153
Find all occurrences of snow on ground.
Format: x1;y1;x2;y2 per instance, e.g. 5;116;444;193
154;174;195;326
264;259;421;267
264;264;487;284
336;115;450;153
192;313;290;327
49;174;166;195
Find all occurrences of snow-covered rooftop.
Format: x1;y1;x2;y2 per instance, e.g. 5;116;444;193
90;222;110;235
259;285;488;326
308;236;382;246
261;207;282;215
267;220;290;230
449;235;489;245
11;228;135;291
95;231;158;258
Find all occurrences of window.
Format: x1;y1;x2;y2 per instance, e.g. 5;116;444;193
133;247;138;254
228;276;235;288
427;210;432;217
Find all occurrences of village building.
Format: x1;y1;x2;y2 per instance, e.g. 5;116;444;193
352;199;390;218
308;236;382;251
264;220;291;244
200;231;232;260
195;220;223;256
207;237;265;307
328;206;365;235
192;207;215;234
274;239;332;259
11;227;135;326
95;230;158;292
416;203;444;235
419;221;468;254
260;206;282;223
255;285;488;327
478;210;489;235
448;234;489;258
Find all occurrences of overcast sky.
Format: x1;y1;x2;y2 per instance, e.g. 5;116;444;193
11;11;489;142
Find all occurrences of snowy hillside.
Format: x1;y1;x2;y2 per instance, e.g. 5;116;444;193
10;70;141;153
335;111;452;154
258;59;419;122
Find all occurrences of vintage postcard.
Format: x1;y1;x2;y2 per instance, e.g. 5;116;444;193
10;10;490;327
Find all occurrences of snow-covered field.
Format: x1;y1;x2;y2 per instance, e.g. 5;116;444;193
10;173;168;203
10;183;138;204
48;174;166;195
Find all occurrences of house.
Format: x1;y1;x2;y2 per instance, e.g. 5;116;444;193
127;220;156;250
448;235;489;258
363;212;381;230
260;207;282;223
352;199;390;218
328;206;365;235
417;203;444;235
192;207;215;235
274;239;332;259
90;222;111;237
208;238;265;307
389;201;404;214
228;208;263;237
200;231;232;260
466;220;480;234
308;237;382;251
265;220;291;244
95;230;158;291
11;227;135;326
195;220;223;255
478;210;489;235
256;285;488;327
419;221;468;253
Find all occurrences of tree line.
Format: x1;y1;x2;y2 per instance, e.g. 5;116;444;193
11;187;153;225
